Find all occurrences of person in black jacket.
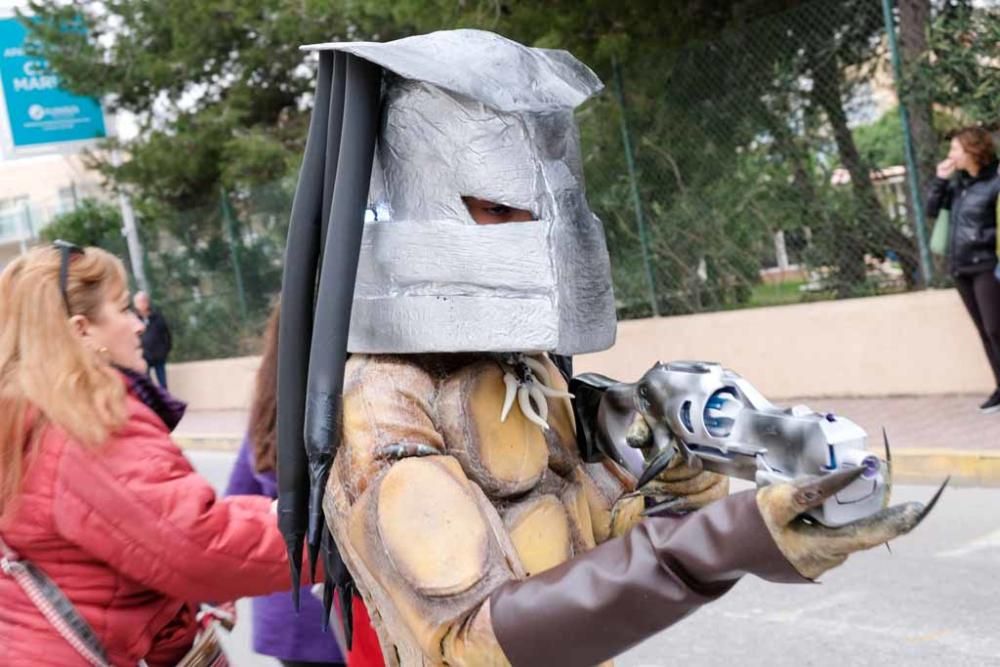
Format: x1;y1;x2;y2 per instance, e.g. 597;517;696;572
133;291;172;389
926;126;1000;413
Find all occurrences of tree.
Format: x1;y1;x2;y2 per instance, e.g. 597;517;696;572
897;0;937;197
919;1;1000;127
854;109;905;169
22;0;386;359
39;198;128;260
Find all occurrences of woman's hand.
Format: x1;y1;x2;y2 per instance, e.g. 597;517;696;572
936;158;956;179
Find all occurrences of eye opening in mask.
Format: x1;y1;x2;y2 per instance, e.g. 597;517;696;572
462;196;535;225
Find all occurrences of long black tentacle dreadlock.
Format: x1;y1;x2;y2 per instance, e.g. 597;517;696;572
277;51;382;646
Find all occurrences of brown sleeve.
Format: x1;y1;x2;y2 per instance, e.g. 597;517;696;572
489;490;807;667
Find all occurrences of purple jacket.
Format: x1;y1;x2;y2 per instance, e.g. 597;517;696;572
225;435;345;664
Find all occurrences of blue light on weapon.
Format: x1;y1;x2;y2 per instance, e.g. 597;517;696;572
704;389;739;437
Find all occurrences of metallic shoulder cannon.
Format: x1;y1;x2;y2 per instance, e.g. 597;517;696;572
571;361;887;527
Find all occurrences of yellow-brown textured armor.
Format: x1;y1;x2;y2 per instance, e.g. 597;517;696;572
324;353;645;666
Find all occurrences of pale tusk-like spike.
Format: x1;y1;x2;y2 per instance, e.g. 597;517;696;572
518;384;550;431
523;356;576;433
535;383;574;399
529;384;549;422
522;356;552;386
500;372;518;422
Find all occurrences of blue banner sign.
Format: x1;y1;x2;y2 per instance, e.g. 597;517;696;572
0;17;105;150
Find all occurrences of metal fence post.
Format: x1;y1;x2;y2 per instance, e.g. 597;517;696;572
220;186;248;321
612;56;660;317
111;149;151;295
882;0;933;286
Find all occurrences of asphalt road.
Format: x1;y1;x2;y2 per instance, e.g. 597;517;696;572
188;451;1000;667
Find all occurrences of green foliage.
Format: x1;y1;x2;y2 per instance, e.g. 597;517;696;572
582;0;923;307
39;198;128;259
854;109;906;169
748;280;810;308
854;106;961;170
138;184;292;361
918;2;1000;126
21;0;346;359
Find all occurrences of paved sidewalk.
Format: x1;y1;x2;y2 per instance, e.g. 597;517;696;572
175;409;248;438
788;395;1000;451
788;395;1000;486
173;395;1000;485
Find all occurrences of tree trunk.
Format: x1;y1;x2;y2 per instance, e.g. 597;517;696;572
812;50;920;291
898;0;937;285
898;0;937;193
810;53;877;291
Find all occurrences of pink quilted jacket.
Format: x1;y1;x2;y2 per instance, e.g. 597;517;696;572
0;391;294;666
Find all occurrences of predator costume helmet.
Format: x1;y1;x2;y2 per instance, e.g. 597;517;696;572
312;29;618;355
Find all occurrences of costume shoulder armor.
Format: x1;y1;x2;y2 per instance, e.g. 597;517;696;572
338;355;445;503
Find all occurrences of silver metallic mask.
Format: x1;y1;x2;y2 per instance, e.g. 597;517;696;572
303;30;617;355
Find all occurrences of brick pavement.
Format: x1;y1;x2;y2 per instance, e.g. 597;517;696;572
787;395;1000;451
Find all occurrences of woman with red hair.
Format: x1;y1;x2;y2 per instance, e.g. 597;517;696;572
927;126;1000;412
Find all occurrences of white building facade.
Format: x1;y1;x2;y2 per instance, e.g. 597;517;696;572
0;153;107;267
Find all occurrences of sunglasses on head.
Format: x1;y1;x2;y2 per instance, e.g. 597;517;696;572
53;240;84;314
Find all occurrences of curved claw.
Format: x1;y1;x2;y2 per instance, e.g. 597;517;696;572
912;476;949;529
500;372;518;422
524;357;575;400
793;466;867;510
882;427;893;469
521;355;574;433
882;427;894;507
636;446;677;490
518;385;550;431
643;495;695;517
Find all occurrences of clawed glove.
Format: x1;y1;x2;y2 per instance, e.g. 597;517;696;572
756;467;943;579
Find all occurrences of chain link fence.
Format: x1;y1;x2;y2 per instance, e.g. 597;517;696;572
140;180;293;361
586;0;939;320
94;0;990;361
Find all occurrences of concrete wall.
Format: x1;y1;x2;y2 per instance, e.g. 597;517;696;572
168;288;993;411
169;355;261;411
575;288;992;398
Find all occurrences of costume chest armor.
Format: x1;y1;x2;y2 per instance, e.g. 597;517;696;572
324;353;642;665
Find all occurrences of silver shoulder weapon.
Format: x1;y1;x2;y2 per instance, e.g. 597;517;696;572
571;361;888;527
